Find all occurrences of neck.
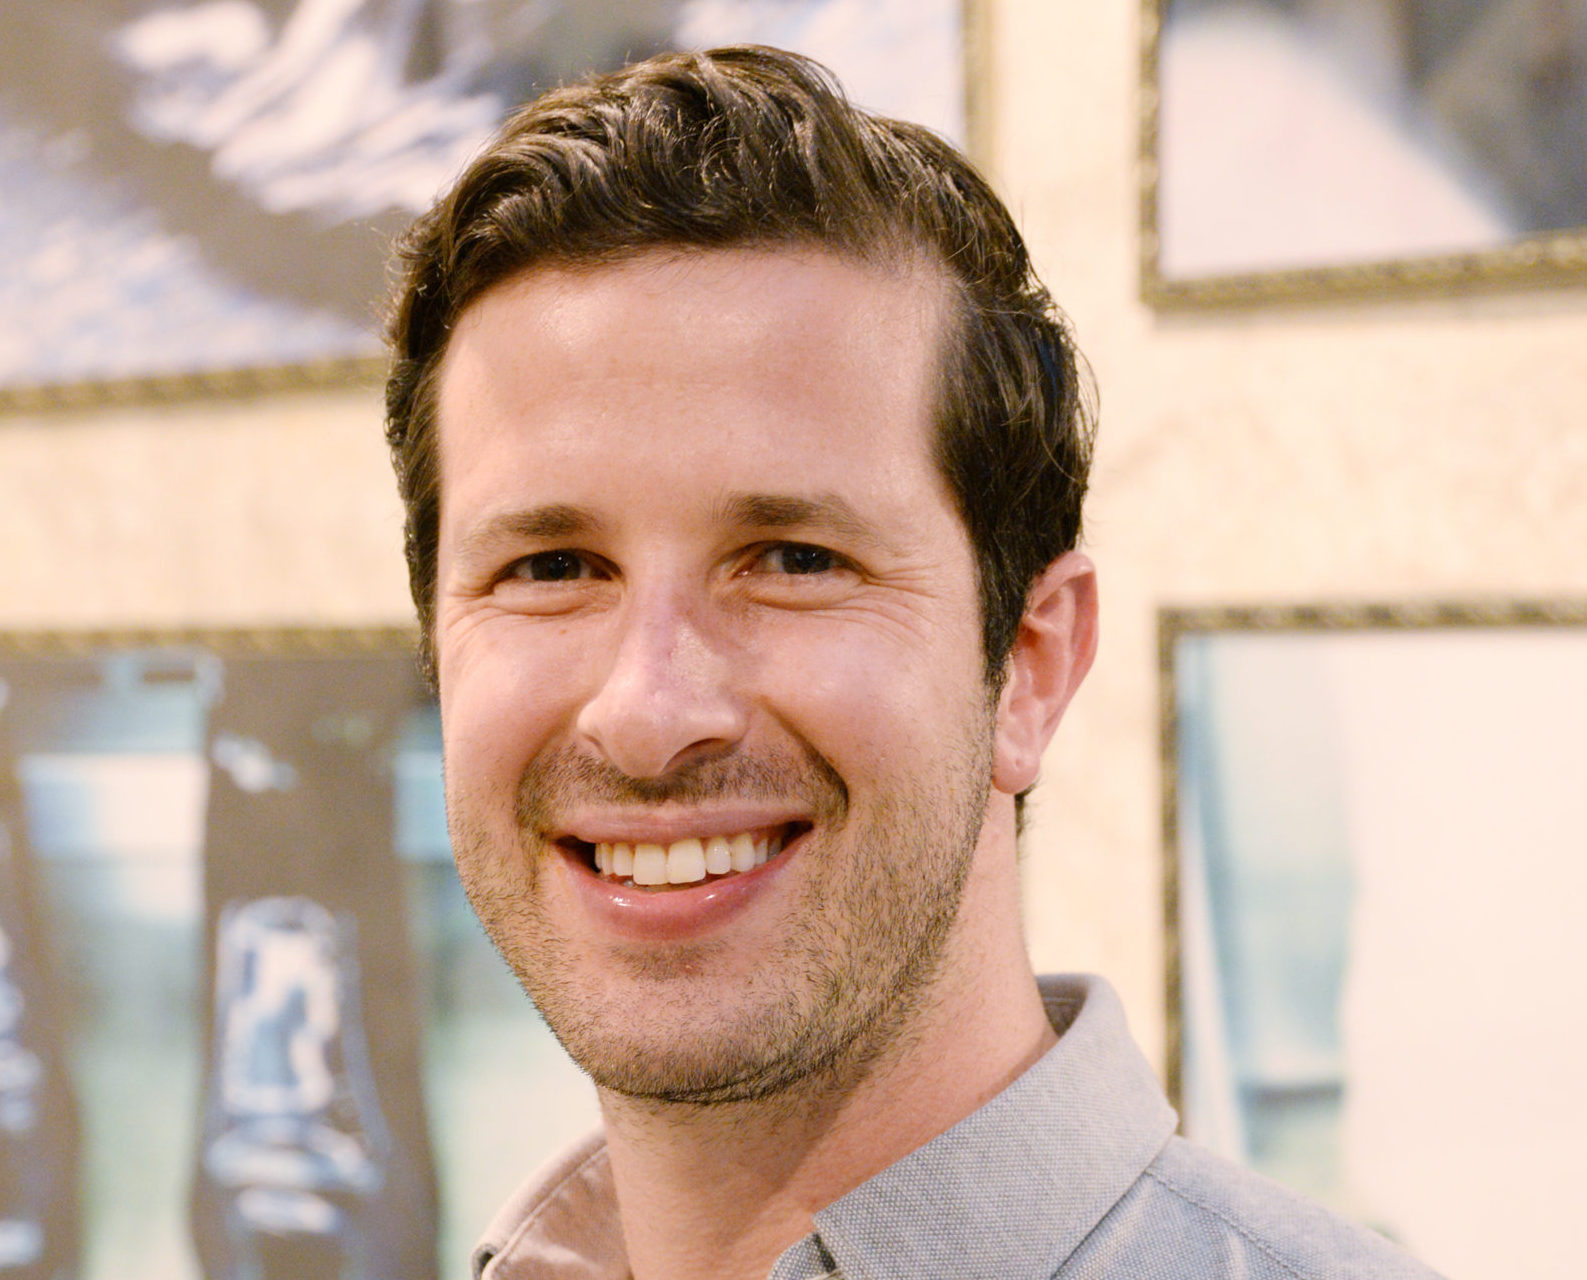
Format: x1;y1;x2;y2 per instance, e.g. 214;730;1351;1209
600;817;1053;1280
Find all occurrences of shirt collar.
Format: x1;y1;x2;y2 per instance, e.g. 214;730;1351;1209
786;975;1177;1280
475;975;1175;1280
473;1130;626;1279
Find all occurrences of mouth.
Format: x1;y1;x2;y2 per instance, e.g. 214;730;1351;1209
560;823;810;891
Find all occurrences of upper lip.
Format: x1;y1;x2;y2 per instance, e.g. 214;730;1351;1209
554;807;809;846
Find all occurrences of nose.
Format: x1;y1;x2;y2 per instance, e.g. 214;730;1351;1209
574;589;747;779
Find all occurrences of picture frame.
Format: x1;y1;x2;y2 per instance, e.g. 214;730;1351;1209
0;626;599;1280
1160;599;1587;1277
0;0;972;414
1140;0;1587;306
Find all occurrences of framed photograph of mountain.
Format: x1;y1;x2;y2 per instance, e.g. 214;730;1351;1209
1141;0;1587;304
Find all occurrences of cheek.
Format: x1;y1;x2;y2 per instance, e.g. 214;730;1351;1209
439;619;585;788
751;616;981;770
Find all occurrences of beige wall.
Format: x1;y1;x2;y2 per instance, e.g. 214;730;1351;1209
0;386;400;632
3;0;1585;1070
989;0;1587;1065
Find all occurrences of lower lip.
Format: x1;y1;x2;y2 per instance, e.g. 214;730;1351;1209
556;835;804;941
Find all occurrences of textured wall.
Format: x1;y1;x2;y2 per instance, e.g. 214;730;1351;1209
0;386;402;631
995;1;1587;1063
3;0;1586;1072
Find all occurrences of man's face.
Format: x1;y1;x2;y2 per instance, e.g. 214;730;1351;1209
434;247;1005;1103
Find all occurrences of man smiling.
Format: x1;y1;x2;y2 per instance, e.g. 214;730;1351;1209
386;46;1438;1280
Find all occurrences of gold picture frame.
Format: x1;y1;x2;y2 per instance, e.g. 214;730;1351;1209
1140;1;1587;307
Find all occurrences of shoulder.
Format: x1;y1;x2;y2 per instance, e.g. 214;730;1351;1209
472;1128;626;1280
1058;1137;1447;1280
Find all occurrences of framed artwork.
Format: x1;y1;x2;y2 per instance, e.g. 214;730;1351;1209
1141;0;1587;305
0;0;969;413
1161;600;1587;1279
0;628;600;1280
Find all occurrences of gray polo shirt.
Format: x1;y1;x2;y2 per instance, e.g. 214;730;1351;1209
473;975;1443;1279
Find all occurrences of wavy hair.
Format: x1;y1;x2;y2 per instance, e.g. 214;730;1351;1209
386;45;1093;692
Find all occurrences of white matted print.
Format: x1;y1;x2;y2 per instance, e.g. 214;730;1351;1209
1164;603;1587;1280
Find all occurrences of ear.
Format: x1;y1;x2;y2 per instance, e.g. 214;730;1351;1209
991;552;1098;796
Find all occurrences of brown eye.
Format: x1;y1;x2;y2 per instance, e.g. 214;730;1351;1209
514;551;590;581
765;544;836;575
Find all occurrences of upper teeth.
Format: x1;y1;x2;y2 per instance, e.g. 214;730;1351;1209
593;831;785;885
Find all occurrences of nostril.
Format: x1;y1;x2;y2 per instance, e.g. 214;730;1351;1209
572;631;748;780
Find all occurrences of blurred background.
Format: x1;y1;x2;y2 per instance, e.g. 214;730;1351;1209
1;2;1585;1278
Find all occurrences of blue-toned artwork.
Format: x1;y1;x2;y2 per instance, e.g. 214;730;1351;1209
0;0;963;397
0;633;599;1280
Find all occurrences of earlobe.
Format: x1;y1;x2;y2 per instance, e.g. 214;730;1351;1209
991;552;1099;795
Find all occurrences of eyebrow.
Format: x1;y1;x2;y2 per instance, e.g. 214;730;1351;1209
452;492;896;560
452;504;597;562
719;492;894;551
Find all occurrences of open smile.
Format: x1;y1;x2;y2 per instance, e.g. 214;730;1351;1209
560;822;811;890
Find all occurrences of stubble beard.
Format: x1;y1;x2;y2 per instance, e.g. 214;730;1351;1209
449;724;995;1108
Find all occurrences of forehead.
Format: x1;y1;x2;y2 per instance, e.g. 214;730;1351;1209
434;247;959;520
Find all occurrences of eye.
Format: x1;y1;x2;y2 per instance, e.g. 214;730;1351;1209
507;550;601;582
759;543;838;575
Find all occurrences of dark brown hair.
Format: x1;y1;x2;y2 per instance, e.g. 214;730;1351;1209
386;45;1093;690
